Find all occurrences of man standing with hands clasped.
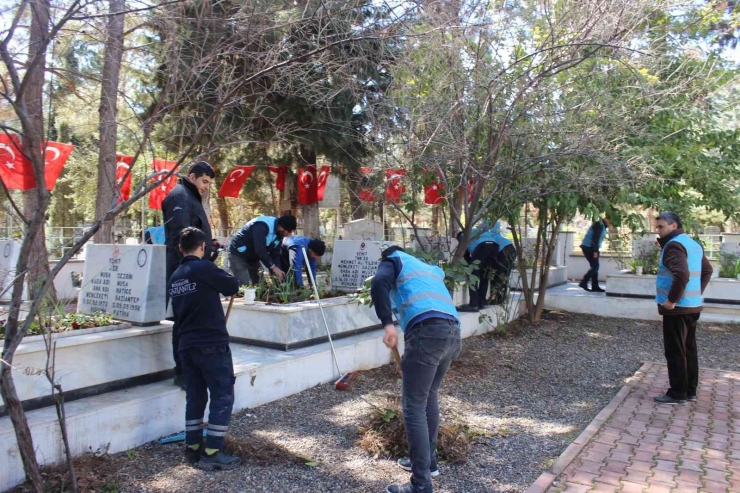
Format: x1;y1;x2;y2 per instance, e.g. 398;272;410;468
653;212;713;405
371;246;462;493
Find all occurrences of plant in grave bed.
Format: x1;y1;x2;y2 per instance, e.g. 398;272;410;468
627;258;644;273
245;269;345;304
0;311;117;339
719;252;740;278
637;246;659;275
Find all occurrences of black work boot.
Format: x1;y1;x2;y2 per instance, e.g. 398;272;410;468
173;373;186;390
458;304;480;312
578;280;591;292
184;442;203;465
386;484;427;493
197;450;242;471
591;284;605;293
654;393;685;405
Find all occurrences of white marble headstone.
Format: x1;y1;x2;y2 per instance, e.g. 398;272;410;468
343;219;384;241
77;244;166;324
0;240;27;301
331;239;396;291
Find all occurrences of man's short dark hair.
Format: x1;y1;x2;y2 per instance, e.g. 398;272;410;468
189;161;215;179
180;227;207;254
381;245;405;259
308;239;326;256
278;214;297;232
657;211;682;229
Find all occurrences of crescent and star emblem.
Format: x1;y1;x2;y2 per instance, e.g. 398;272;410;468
301;170;315;189
45;147;61;163
0;144;16;169
229;168;246;183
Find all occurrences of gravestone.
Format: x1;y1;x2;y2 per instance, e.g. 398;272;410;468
414;235;457;262
331;239;396;291
77;244;166;325
319;175;340;209
0;240;27;301
343;219;384;241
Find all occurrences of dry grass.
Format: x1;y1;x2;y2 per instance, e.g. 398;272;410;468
223;434;307;466
357;396;473;463
9;454;120;493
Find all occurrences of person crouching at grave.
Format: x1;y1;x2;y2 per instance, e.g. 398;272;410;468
228;215;297;287
279;236;326;288
579;217;611;293
456;225;499;312
487;221;516;305
168;227;241;470
371;246;461;493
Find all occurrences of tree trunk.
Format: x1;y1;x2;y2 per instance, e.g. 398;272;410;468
432;205;439;235
299;144;320;237
93;0;126;244
216;197;230;236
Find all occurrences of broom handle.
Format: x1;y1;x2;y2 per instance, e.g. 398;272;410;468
224;294;235;323
302;247;345;378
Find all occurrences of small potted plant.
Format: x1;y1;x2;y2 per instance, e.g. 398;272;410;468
629;258;644;275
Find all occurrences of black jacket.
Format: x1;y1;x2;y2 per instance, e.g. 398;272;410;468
229;219;281;269
168;256;240;351
162;178;213;276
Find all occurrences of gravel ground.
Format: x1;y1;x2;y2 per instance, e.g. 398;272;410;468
21;312;740;493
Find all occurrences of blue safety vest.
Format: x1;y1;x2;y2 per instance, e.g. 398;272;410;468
655;234;703;308
235;216;278;253
146;226;165;245
581;222;606;249
389;251;459;332
490;222;512;249
467;230;498;254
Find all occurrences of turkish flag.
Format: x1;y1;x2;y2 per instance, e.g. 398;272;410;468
42;141;74;190
424;181;445;205
0;134;32;190
148;159;178;210
115;155;134;202
386;169;406;203
317;166;330;201
297;165;318;205
359;189;375;202
268;166;288;191
358;167;374;202
218;166;254;197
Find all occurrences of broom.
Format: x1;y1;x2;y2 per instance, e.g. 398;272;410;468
302;247;356;391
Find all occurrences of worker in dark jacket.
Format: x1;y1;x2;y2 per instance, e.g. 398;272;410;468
457;227;499;312
489;222;516;305
371;246;461;493
653;212;713;405
579;218;610;292
168;227;241;470
228;215;297;286
280;236;326;288
162;161;220;388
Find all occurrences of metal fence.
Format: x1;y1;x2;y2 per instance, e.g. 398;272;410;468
571;232;723;261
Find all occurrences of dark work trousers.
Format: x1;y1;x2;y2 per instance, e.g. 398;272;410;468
662;313;700;399
166;259;182;376
402;320;462;492
228;252;260;286
181;344;236;450
491;245;516;304
468;243;498;308
580;246;600;288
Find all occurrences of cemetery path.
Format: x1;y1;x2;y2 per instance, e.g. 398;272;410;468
13;312;740;493
527;363;740;493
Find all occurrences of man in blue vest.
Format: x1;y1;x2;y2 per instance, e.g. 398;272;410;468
371;246;462;493
489;222;516;305
579;218;610;292
227;215;297;286
168;227;241;470
279;236;326;288
654;212;713;405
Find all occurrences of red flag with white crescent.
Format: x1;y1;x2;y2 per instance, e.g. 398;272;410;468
297;165;318;204
218;165;254;197
424;181;445;204
268;165;288;191
385;169;406;203
148;159;178;210
42;141;74;190
317;166;330;201
115;155;135;202
0;134;31;190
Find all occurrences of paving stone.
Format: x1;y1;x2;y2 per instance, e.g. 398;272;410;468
645;479;674;491
648;469;676;486
677;458;703;472
704;458;731;472
671;484;700;493
563;483;592;493
622;471;650;485
569;471;598;486
702;468;730;484
593;469;623;486
632;451;655;463
590;483;618;493
701;479;732;493
653;459;678;473
575;460;603;475
602;460;628;475
618;481;645;493
609;451;631;463
676;468;703;485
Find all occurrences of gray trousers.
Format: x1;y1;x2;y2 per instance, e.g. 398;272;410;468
228;252;261;286
402;320;462;492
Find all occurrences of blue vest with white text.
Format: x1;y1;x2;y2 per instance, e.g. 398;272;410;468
389;251;459;332
655;234;703;308
581;222;606;249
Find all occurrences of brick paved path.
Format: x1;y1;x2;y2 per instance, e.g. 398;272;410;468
527;362;740;493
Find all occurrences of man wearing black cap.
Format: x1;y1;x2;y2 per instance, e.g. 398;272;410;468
228;215;297;286
163;161;220;389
